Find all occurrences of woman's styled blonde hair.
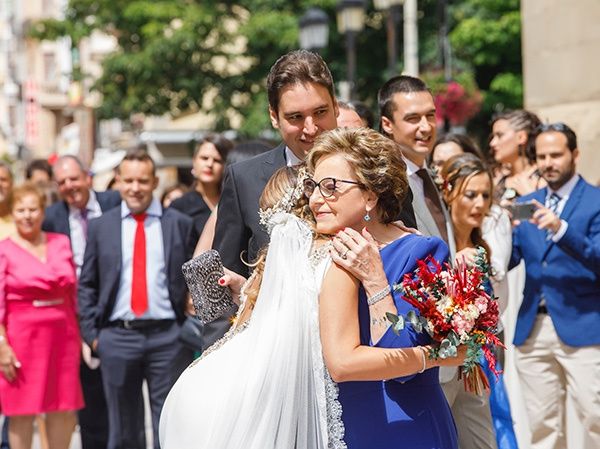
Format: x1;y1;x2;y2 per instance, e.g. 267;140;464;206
306;127;409;224
243;165;312;307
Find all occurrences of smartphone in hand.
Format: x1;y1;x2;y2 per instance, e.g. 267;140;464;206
507;201;537;221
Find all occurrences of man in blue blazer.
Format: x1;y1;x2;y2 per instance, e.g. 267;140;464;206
510;123;600;449
42;155;121;449
78;150;194;449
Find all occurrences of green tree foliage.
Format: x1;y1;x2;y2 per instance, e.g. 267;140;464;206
29;0;522;138
449;0;523;113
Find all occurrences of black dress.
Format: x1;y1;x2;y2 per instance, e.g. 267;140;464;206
170;191;212;245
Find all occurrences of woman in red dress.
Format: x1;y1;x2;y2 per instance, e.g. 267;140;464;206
0;183;83;449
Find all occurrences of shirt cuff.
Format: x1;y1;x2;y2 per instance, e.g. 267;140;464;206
551;220;568;242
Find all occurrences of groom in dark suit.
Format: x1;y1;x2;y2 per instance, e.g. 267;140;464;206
42;155;121;449
207;50;340;346
78;150;194;449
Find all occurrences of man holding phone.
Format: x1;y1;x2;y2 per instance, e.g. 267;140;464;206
509;123;600;449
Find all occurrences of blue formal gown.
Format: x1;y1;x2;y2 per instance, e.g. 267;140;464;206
338;234;458;449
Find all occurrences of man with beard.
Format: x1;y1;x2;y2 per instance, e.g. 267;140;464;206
510;123;600;449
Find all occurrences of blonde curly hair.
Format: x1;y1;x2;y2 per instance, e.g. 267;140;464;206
306;127;409;224
243;165;313;307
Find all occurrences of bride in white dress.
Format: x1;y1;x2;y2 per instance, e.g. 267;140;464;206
159;167;338;449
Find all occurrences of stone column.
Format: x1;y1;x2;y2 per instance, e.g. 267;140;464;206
522;0;600;185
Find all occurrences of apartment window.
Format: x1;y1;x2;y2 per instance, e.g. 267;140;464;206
43;52;57;86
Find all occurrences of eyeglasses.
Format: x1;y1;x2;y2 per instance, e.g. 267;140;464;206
303;177;362;198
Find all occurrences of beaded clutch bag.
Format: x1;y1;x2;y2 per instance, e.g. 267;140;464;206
182;250;235;324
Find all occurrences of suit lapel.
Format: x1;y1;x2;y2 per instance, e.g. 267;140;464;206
110;211;123;271
441;203;456;258
59;202;71;235
160;210;173;279
542;178;585;259
558;177;584;223
408;176;440;238
261;143;287;183
535;187;554;258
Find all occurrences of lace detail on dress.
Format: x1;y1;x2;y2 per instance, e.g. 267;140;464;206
310;249;346;449
188;273;257;369
188;320;250;368
310;241;332;267
324;372;346;449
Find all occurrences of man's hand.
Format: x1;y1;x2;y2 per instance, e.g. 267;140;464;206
530;199;562;234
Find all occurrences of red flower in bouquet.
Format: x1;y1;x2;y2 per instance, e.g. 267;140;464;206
387;248;504;394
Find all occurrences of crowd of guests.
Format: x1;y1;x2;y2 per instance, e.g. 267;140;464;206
0;48;598;449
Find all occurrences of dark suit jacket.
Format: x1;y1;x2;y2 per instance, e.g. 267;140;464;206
78;206;194;346
510;177;600;346
212;143;286;277
42;190;122;236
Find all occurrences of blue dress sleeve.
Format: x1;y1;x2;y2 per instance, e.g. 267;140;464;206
375;236;449;383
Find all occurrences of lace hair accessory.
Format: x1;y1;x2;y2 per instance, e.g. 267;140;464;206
259;166;309;234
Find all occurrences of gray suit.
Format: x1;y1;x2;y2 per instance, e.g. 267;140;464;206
407;164;496;449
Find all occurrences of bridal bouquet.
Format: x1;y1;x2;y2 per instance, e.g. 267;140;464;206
387;248;503;394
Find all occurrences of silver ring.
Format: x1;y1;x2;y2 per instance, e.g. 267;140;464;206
341;250;349;260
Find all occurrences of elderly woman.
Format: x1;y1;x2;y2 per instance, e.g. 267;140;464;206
0;183;83;449
310;128;463;449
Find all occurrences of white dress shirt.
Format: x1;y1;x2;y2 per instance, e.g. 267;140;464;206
69;190;102;277
285;146;303;167
547;174;579;242
110;198;175;321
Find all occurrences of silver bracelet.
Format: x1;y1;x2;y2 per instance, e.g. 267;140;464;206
418;347;427;373
366;285;391;306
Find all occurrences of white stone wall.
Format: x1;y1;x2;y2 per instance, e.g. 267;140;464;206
522;0;600;185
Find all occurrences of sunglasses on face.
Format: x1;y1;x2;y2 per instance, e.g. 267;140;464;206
303;177;362;198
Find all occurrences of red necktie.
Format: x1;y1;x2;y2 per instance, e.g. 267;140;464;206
131;213;148;316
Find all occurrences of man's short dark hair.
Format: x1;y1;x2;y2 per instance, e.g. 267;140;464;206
377;75;431;123
338;100;375;129
117;149;156;176
266;50;335;114
26;158;53;180
535;122;578;153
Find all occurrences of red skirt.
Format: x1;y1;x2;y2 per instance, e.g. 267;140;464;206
0;299;84;415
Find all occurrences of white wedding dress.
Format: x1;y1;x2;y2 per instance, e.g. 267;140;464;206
159;213;343;449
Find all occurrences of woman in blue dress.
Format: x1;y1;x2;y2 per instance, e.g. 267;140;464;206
305;127;464;449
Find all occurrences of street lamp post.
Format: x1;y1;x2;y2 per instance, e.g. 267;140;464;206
299;7;330;52
403;0;419;76
336;0;366;100
373;0;405;76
